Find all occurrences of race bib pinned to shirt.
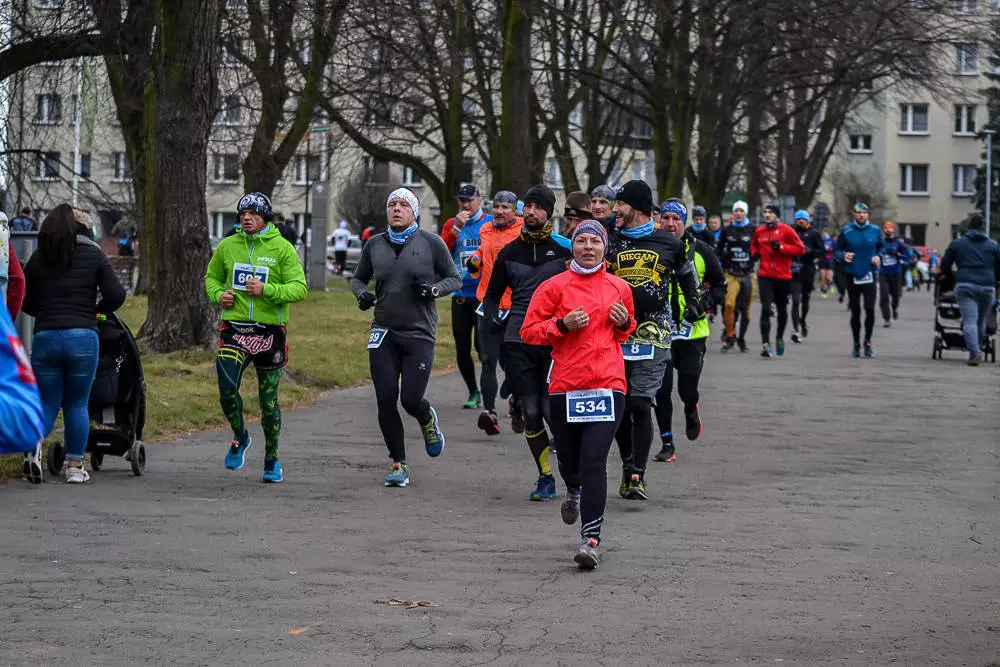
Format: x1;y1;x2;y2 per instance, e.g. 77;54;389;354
367;327;388;349
566;389;615;423
474;302;509;320
671;321;694;341
854;272;874;285
232;263;270;291
883;255;898;267
621;342;655;360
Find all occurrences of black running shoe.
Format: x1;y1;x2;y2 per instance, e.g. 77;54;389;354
685;405;702;441
737;338;748;353
653;444;676;462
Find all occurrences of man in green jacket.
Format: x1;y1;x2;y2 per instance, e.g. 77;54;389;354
205;192;307;482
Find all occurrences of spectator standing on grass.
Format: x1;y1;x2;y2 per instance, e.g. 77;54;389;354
332;221;351;275
21;205;126;484
941;214;1000;366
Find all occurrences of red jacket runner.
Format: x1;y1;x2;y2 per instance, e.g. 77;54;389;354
751;223;806;280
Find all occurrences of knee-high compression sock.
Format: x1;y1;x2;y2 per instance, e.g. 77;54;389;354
217;347;250;440
526;428;553;476
257;367;283;459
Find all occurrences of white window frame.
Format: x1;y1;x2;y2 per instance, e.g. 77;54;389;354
35;93;61;124
219;44;240;67
847;134;873;153
401;166;422;187
952;164;977;195
211;153;240;184
78;152;91;179
34;152;60;181
545;158;564;189
956;43;978;75
210;212;226;239
632;159;648;182
899;163;930;196
954;0;977;13
954;104;977;135
113;152;132;182
297;37;312;65
36;0;63;8
899;103;929;135
294;154;320;185
216;95;242;126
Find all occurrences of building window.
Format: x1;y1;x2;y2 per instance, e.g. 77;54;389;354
35;94;61;124
954;104;977;135
899;164;930;195
401;166;422;187
294;213;311;238
113;152;132;181
216;95;242;126
952;164;977;195
78;152;91;178
545;158;564;189
954;0;977;12
36;0;63;8
297;38;312;65
848;134;873;153
899;103;929;134
294;155;321;184
956;43;978;75
633;159;649;182
364;157;390;184
35;152;60;180
219;44;240;67
990;0;1000;12
212;153;240;183
211;212;239;239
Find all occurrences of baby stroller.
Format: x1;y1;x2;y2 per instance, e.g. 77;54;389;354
931;274;997;362
46;313;148;476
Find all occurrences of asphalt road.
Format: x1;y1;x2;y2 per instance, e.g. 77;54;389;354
1;288;998;666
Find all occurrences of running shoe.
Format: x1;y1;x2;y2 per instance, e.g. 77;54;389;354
384;461;409;487
420;407;446;457
721;336;735;353
685;404;702;441
626;474;648;500
619;465;633;498
477;409;501;436
22;441;42;484
653;443;676;462
883;320;891;328
851;343;861;358
968;353;983;366
760;343;772;358
791;331;801;344
893;308;899;321
561;488;582;524
801;323;809;338
65;463;90;484
737;338;748;353
262;458;283;483
821;292;829;299
574;538;600;570
225;433;252;470
462;392;482;410
863;341;873;358
509;396;524;434
529;474;558;501
775;338;785;356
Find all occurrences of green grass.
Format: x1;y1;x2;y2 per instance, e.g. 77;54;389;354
1;291;457;478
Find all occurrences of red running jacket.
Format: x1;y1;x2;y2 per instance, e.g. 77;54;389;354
751;223;806;280
520;264;636;394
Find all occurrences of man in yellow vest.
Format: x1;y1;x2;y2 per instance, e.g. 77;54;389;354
654;201;726;462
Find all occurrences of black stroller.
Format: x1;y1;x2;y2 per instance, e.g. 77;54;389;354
46;313;148;476
931;274;997;362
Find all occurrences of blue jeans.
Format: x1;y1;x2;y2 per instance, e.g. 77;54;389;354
31;329;99;461
954;283;996;357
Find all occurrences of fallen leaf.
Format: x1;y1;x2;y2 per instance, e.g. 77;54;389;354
375;598;438;610
288;625;312;636
288;571;298;575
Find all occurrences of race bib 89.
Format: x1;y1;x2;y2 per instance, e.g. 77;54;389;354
367;328;388;349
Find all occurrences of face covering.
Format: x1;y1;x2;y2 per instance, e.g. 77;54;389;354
388;222;418;244
691;222;707;232
520;221;553;243
570;259;603;275
621;220;655;238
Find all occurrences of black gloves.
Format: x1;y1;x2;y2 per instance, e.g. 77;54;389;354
771;240;782;251
683;301;703;323
415;283;440;300
357;292;376;311
489;315;507;331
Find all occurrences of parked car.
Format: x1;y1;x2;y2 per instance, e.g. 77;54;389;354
327;233;362;273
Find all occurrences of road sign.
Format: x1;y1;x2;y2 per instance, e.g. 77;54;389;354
310;124;331;133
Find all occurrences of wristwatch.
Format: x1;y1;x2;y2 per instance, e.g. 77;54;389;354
429;284;440;298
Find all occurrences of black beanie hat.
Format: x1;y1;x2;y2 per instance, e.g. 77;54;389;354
765;204;781;218
615;180;653;216
523;184;556;219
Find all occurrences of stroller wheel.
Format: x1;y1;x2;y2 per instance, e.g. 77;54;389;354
129;441;146;477
90;452;104;471
46;441;65;476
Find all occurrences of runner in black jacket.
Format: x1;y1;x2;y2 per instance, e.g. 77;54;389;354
716;201;756;352
790;209;826;342
483;184;572;502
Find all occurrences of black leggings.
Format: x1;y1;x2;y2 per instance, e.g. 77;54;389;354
654;338;705;438
758;277;791;344
848;281;877;344
477;322;504;412
834;264;848;297
369;332;434;462
615;395;654;474
879;274;901;322
549;392;626;544
790;272;814;332
451;297;480;396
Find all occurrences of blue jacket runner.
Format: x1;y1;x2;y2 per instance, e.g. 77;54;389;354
0;307;45;454
835;222;884;280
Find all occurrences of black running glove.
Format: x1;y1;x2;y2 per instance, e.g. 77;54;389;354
415;283;440;300
357;292;376;311
683;302;703;323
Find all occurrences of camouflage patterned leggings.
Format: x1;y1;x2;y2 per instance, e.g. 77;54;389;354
216;346;283;459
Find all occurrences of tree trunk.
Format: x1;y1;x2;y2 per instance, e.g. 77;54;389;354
500;0;535;193
137;0;220;351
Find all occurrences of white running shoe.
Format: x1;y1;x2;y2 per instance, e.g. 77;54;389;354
65;464;90;484
22;441;43;484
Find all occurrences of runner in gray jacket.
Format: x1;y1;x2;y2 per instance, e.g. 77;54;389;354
351;188;462;487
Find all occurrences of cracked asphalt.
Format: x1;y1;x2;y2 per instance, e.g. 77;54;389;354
1;289;998;666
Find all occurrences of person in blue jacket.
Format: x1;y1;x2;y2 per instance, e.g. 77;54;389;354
0;304;46;470
878;221;909;327
440;183;493;409
835;203;884;358
941;214;1000;365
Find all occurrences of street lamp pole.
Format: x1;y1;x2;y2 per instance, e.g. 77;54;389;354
986;129;994;237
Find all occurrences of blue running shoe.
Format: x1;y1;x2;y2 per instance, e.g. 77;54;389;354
776;338;785;356
225;433;252;470
851;344;861;358
421;407;445;457
529;474;558;501
384;461;409;487
262;458;283;483
864;341;874;358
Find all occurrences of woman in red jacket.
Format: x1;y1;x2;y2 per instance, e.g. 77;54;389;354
521;220;635;570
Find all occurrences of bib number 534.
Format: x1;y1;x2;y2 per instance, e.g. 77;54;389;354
566;389;615;423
